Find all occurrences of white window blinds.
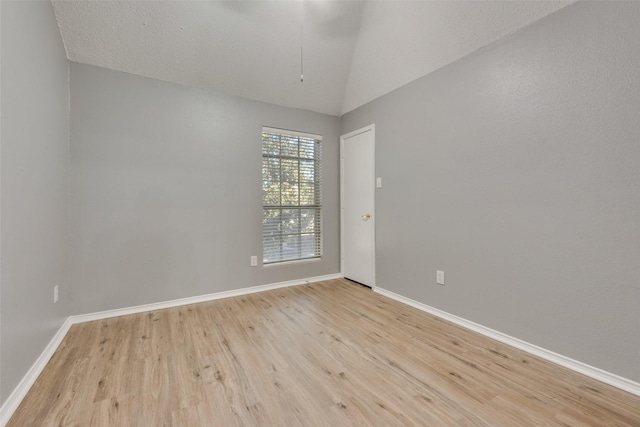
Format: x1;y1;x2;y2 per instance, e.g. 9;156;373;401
262;127;322;264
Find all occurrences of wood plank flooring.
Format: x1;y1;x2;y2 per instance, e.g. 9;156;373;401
8;279;640;426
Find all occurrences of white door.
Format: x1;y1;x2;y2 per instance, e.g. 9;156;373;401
341;124;375;287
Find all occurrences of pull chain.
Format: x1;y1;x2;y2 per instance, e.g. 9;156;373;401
300;0;304;83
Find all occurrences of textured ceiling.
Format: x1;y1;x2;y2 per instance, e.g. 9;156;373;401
52;1;574;116
342;1;574;114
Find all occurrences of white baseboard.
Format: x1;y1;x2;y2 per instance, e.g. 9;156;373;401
0;273;341;426
0;317;73;426
70;273;342;324
374;287;640;397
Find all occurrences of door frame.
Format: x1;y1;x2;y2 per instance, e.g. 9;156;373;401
340;124;376;289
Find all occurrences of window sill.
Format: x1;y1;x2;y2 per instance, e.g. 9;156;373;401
263;257;322;268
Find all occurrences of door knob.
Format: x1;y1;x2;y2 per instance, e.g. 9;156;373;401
362;213;371;221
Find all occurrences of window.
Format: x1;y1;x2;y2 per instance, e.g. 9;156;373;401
262;127;322;264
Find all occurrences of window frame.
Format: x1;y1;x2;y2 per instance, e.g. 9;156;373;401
262;127;322;265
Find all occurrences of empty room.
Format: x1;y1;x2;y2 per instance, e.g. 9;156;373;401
1;0;639;425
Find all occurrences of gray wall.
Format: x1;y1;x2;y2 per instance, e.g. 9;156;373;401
69;63;340;314
341;1;640;381
1;1;71;404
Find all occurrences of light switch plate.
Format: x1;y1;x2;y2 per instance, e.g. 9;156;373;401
376;177;382;188
436;270;445;285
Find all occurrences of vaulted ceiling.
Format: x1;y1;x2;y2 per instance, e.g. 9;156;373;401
52;1;574;116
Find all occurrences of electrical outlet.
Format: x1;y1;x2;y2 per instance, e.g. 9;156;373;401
436;270;445;286
54;285;59;303
250;255;258;267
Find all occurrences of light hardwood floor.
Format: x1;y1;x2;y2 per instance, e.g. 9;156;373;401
8;279;640;426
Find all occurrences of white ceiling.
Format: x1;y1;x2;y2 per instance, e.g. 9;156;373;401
52;1;574;117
